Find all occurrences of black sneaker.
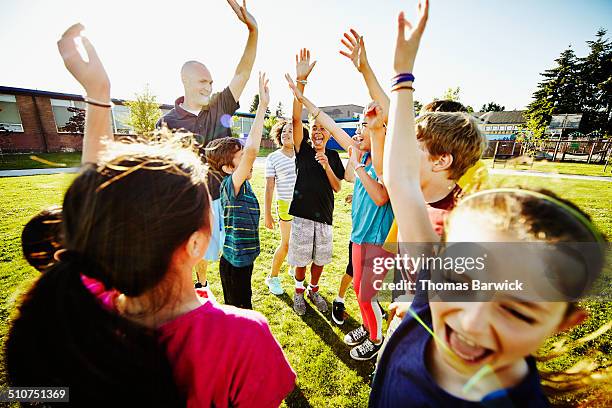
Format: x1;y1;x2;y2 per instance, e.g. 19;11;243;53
344;325;368;346
350;338;383;361
194;281;203;289
332;300;346;325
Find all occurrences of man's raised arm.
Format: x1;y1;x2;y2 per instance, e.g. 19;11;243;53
227;0;258;101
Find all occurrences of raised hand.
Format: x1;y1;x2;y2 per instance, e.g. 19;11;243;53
259;72;270;107
295;48;317;80
339;29;368;72
57;23;110;98
394;0;429;74
285;74;305;103
226;0;257;32
364;101;385;130
347;145;361;167
315;151;329;170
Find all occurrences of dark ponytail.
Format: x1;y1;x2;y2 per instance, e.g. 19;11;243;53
7;137;210;406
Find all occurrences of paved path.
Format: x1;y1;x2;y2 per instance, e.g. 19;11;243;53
1;158;610;183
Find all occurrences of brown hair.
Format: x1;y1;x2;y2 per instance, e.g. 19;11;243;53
416;112;485;180
21;206;63;272
421;100;468;114
270;120;310;147
7;133;210;406
205;137;243;173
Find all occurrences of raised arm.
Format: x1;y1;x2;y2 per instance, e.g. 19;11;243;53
227;0;258;101
290;49;316;152
57;23;113;165
232;72;269;194
384;0;438;243
364;101;386;177
340;29;390;121
286;76;356;152
349;144;389;206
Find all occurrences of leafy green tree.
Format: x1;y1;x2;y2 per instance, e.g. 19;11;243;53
480;102;505;112
441;86;461;101
413;100;423;114
125;85;162;136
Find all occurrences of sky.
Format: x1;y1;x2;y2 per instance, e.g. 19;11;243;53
1;0;610;113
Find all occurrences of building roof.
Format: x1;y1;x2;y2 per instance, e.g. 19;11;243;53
0;85;175;110
473;110;526;124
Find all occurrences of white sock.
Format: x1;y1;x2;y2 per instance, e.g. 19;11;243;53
295;279;305;290
308;283;318;291
335;296;345;303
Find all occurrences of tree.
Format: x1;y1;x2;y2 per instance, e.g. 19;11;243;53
124;85;162;136
249;94;270;115
264;115;278;139
413;100;423;114
249;94;260;113
525;47;580;138
275;102;285;118
441;86;461;102
61;106;85;133
578;29;612;134
480;102;505;112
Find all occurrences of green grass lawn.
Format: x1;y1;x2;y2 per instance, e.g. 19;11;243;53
0;170;610;406
484;158;611;178
0;148;278;171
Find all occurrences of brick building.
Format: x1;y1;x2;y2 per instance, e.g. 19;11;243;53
0;86;177;153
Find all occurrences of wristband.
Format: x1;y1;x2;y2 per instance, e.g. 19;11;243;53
391;85;415;93
84;96;112;108
296;79;308;85
391;73;415;88
354;163;366;173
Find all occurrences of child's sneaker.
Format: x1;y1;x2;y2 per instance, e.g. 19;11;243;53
293;292;306;316
265;276;284;295
344;325;368;346
307;288;328;313
350;338;383;361
194;281;216;303
332;300;346;325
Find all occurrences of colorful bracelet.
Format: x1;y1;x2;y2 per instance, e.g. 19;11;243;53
391;84;415;93
84;96;112;108
391;73;415;88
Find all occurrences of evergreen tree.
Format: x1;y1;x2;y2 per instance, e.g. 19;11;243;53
578;29;612;134
525;47;580;137
249;94;259;113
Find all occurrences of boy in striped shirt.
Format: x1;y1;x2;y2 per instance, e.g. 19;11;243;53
205;73;269;309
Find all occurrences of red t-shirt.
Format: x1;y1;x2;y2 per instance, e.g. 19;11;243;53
83;277;296;407
426;184;462;237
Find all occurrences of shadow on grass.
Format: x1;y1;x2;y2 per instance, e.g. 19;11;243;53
285;384;312;408
278;293;376;383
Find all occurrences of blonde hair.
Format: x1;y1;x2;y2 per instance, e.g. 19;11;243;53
416;112;485;181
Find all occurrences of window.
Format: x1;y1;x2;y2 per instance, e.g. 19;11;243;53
485;125;492;131
112;104;133;134
51;99;86;133
0;94;24;132
492;125;499;131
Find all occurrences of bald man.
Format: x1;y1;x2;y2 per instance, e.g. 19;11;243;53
157;0;258;147
157;0;258;296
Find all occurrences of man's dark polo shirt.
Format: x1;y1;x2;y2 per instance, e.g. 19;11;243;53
156;87;239;147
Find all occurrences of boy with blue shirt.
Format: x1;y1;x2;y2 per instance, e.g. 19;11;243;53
205;73;269;309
